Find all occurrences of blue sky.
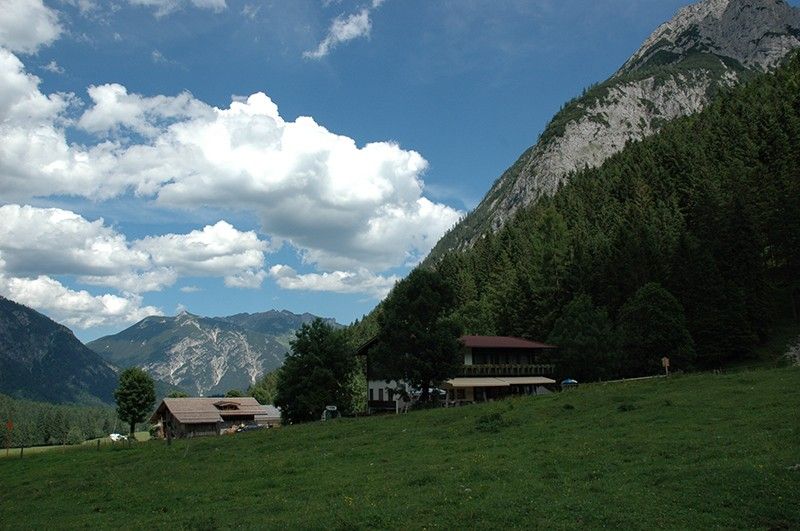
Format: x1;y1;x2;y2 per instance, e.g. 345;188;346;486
1;0;787;341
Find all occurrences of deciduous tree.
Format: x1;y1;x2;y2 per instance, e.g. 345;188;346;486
114;368;156;436
275;320;355;424
371;268;463;402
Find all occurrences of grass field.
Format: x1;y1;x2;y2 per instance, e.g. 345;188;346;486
1;367;798;529
0;432;150;459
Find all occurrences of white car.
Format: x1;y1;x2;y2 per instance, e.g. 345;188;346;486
109;433;128;441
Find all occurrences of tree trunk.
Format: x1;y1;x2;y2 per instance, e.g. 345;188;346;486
129;421;135;437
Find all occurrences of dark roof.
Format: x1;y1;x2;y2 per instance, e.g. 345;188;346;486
354;335;378;356
356;334;556;355
460;335;556;349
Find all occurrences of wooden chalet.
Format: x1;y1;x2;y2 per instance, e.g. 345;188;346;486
444;335;557;404
358;335;557;413
150;397;281;438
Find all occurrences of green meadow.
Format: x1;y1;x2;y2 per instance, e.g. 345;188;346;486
1;367;798;530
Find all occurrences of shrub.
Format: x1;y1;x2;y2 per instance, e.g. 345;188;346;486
475;412;510;433
66;427;85;445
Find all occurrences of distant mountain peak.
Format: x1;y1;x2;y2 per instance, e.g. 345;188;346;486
425;0;800;260
619;0;800;75
89;308;339;396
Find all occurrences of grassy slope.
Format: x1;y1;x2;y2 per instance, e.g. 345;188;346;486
1;367;798;529
0;432;151;459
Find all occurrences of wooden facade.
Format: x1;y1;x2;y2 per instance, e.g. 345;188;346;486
358;335;557;412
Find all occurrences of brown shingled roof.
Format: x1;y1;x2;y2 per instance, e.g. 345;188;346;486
460;335;556;349
150;397;280;425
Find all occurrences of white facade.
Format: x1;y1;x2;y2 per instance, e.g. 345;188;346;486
367;379;412;413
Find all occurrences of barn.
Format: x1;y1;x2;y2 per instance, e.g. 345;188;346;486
150;397;281;438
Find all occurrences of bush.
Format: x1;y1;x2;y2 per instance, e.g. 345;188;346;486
475;412;511;433
66;427;85;445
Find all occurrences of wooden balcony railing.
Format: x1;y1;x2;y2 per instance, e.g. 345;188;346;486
459;364;555;377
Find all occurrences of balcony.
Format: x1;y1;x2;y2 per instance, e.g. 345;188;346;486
459;364;555;377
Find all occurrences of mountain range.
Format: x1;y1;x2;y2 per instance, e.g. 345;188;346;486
427;0;800;260
88;310;338;396
4;0;800;405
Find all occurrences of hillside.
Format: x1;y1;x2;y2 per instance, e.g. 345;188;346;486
88;310;338;396
428;0;800;260
423;50;800;382
0;366;797;528
0;296;118;405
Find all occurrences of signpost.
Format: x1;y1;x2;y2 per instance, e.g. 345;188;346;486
661;356;670;377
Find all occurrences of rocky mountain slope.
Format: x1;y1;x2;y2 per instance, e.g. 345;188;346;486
0;296;118;404
427;0;800;260
88;310;338;396
217;309;340;346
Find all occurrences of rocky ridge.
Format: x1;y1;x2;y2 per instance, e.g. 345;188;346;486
88;309;338;396
427;0;800;259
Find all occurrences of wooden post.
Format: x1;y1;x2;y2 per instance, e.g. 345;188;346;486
5;418;12;456
97;439;101;451
19;447;23;459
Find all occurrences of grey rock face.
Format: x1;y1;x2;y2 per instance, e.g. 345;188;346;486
88;310;338;396
621;0;800;74
428;0;800;257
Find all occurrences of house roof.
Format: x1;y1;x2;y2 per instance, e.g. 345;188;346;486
356;335;556;355
460;336;556;349
444;377;510;388
150;397;281;425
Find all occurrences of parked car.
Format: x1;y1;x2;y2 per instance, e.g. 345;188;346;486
236;424;263;433
109;433;127;441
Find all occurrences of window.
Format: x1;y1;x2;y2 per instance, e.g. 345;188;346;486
378;388;384;401
369;389;374;401
388;389;394;401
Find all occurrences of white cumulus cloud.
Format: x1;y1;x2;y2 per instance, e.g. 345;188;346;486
0;274;162;329
269;264;398;299
78;83;212;137
0;0;62;54
0;204;150;278
0;44;461;298
0;205;270;293
134;221;269;287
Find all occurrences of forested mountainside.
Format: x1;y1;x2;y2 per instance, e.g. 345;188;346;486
428;54;800;380
427;0;800;260
0;296;118;404
89;310;338;396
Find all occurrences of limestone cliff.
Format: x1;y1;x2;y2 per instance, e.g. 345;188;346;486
428;0;800;260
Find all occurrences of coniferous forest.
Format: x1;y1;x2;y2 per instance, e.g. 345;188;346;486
405;54;800;382
0;394;121;448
